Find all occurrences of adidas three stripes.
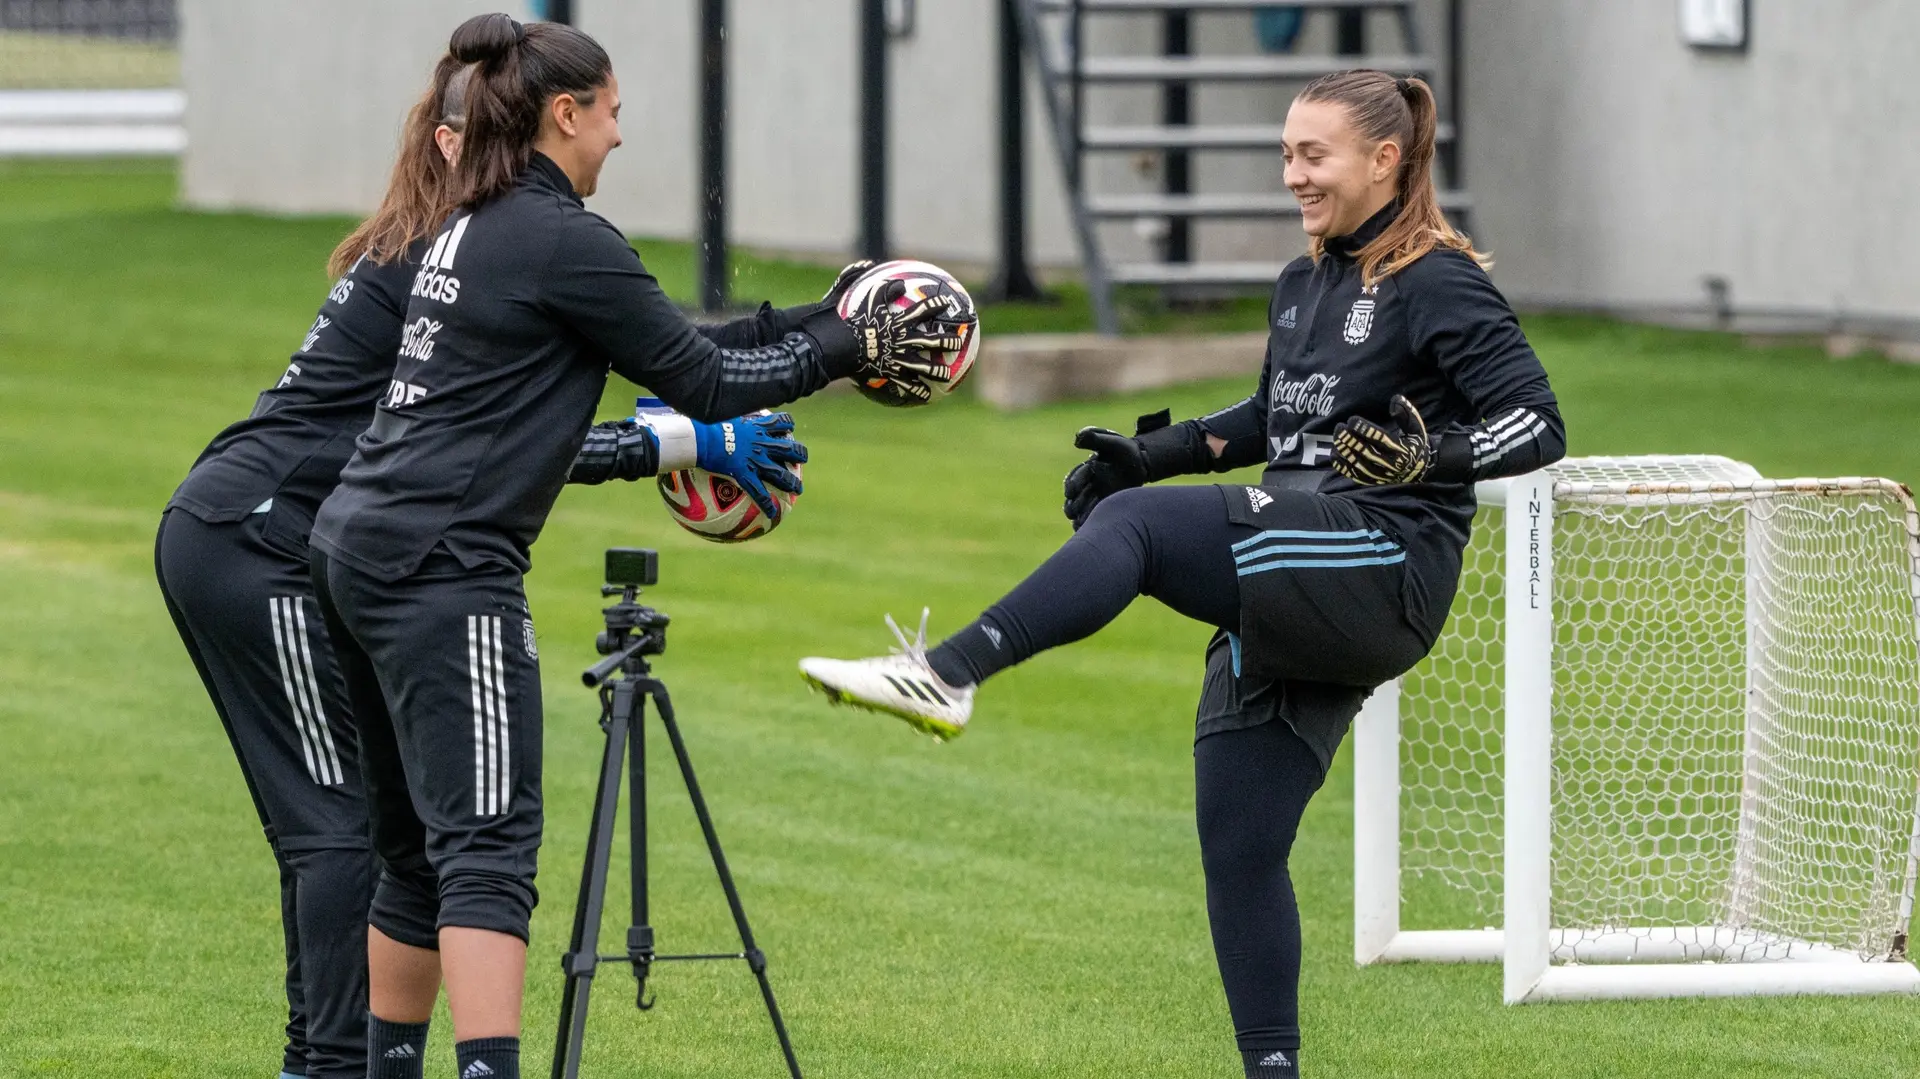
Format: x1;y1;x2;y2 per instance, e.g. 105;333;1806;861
311;548;545;945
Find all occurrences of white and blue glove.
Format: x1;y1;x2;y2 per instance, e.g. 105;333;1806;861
633;398;807;520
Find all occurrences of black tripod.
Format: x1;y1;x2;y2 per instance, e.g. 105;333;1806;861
552;549;802;1079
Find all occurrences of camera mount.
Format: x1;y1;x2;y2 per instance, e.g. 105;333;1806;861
552;549;802;1079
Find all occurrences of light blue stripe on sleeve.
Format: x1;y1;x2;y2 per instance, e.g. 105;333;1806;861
1236;551;1408;576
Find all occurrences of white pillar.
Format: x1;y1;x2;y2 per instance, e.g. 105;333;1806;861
1353;679;1402;964
1503;472;1555;1004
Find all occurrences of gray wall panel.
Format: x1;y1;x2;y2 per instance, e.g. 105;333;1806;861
1462;0;1920;323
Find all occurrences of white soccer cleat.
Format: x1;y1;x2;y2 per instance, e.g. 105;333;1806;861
799;609;974;741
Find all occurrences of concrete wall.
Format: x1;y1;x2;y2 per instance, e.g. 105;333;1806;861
177;2;1368;270
1460;0;1920;329
182;1;497;215
181;1;1920;328
578;0;1079;268
180;0;1086;268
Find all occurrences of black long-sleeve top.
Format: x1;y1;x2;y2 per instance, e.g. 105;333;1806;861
167;218;818;560
167;240;428;554
311;153;860;582
1192;202;1566;637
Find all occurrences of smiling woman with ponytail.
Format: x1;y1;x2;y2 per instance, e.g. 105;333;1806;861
1296;70;1487;285
798;68;1566;1078
304;13;958;1079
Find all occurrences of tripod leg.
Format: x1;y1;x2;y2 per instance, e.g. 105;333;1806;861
627;682;653;1009
646;680;805;1079
551;682;634;1079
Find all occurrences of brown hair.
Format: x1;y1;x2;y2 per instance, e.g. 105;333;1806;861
441;12;611;210
325;51;472;277
324;13;612;277
1296;69;1489;286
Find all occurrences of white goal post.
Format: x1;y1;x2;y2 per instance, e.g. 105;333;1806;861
1354;456;1920;1003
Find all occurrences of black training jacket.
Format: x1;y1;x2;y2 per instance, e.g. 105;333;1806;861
167;242;428;554
166;228;811;560
1195;202;1566;636
310;153;860;582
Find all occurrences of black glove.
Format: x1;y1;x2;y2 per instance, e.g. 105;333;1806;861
841;279;973;403
1333;395;1435;486
1062;428;1147;528
821;259;875;308
1061;409;1212;529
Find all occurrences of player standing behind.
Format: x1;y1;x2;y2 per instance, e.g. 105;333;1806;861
801;70;1566;1077
305;15;960;1079
156;40;825;1079
154;49;470;1079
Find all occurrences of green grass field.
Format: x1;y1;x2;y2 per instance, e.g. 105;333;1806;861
2;159;1918;1079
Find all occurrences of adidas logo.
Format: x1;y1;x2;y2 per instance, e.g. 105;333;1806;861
1258;1050;1294;1068
462;1061;495;1078
384;1044;419;1059
883;673;950;707
982;624;1004;650
1276;305;1298;330
1246;487;1274;512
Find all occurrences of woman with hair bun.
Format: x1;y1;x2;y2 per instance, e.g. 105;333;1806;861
306;14;955;1078
802;70;1566;1077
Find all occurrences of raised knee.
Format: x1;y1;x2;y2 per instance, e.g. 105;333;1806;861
1080;485;1159;544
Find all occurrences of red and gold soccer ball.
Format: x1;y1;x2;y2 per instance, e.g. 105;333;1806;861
657;462;800;544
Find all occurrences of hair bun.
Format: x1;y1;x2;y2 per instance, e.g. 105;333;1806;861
449;12;525;64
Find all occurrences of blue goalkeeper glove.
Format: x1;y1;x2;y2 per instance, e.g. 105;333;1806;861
635;399;808;520
693;411;807;519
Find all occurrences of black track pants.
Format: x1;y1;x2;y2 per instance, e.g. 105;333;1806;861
928;485;1245;683
930;482;1429;1060
936;483;1423;697
155;510;373;1079
1195;718;1326;1054
310;549;544;946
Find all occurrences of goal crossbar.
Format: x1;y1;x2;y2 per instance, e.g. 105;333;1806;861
1354;457;1920;1004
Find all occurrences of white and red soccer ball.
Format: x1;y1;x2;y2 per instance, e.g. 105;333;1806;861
656;461;800;544
835;259;982;408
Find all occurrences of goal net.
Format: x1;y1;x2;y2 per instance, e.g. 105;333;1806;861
1354;456;1920;1002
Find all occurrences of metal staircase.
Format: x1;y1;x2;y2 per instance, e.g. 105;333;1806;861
1014;0;1469;333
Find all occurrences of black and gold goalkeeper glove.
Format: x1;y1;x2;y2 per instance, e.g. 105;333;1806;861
1333;395;1435;486
841;279;972;403
821;259;875;308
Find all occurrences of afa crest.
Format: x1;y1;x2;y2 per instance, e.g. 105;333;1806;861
1342;298;1375;345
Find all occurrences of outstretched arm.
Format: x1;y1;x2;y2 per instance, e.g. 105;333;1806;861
567;409;808;521
691;261;872;350
567;419;661;485
542;217;861;423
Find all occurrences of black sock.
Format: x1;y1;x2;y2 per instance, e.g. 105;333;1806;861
454;1036;519;1079
926;611;1017;687
1242;1047;1299;1077
367;1014;429;1079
